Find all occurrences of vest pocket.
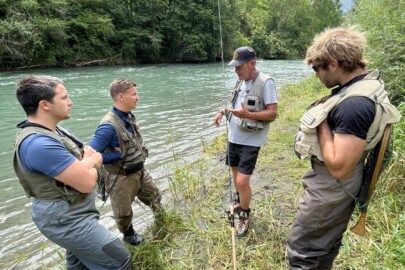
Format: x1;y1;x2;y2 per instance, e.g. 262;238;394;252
237;118;264;132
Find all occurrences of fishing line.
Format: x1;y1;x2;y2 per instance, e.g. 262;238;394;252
217;1;237;269
216;0;233;209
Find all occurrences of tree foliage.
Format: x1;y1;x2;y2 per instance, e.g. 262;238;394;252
0;0;343;68
346;0;405;105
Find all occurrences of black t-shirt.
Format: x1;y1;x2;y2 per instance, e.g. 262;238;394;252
327;74;376;140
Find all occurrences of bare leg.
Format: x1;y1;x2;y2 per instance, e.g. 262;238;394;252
232;167;252;210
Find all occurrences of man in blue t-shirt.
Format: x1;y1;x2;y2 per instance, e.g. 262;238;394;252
14;76;133;270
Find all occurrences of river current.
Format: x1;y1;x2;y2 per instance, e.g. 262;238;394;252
0;60;311;269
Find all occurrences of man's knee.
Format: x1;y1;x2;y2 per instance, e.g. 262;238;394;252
286;244;319;270
102;238;133;269
66;251;87;270
235;174;251;189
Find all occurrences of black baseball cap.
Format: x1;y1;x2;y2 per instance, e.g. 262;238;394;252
228;46;256;66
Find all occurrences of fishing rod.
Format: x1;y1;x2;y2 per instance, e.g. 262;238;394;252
217;0;237;269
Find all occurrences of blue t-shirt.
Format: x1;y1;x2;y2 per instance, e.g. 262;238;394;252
19;134;76;177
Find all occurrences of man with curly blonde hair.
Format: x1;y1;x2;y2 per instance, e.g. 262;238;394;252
287;27;400;269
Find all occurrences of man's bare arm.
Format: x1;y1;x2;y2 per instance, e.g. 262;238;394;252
54;146;102;193
317;120;366;179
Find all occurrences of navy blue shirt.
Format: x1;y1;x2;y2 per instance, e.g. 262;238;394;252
90;107;135;164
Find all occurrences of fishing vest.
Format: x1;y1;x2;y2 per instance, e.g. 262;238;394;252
13;124;87;203
231;72;274;132
100;111;148;175
294;70;401;161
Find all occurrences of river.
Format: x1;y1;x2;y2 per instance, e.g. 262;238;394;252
0;60;311;269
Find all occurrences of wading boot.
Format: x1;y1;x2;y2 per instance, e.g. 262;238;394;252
123;225;144;246
237;208;251;237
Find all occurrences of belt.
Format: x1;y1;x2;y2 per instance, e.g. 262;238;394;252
124;162;144;175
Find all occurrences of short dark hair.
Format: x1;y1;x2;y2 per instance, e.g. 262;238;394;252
16;76;64;116
109;78;137;100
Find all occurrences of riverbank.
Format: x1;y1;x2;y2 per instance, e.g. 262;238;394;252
1;60;314;269
131;77;404;269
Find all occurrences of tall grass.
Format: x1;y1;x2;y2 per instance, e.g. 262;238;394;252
127;77;403;269
35;78;403;269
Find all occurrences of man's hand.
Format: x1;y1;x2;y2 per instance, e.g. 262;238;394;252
229;103;277;122
82;146;102;169
213;112;223;127
228;102;250;118
54;146;102;193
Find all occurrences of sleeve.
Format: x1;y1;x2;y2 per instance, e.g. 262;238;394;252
89;123;122;164
19;134;76;177
263;79;278;105
329;96;376;140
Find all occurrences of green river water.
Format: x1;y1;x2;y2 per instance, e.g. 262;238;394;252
0;60;311;269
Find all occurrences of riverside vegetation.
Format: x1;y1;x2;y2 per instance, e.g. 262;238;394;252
152;78;404;270
9;0;404;267
1;0;403;104
40;77;403;269
128;78;404;269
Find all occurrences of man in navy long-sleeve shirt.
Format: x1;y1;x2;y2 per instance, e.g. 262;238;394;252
91;107;129;164
90;78;163;246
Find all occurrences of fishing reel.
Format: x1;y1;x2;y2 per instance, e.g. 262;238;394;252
225;203;240;226
225;208;235;226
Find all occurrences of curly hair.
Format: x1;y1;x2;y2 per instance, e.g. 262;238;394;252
305;26;368;72
109;78;137;100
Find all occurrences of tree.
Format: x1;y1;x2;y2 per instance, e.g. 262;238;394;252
347;0;405;105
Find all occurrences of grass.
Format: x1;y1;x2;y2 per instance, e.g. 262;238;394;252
128;77;404;269
33;78;404;269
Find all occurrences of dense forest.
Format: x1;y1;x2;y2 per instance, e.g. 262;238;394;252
0;0;342;68
0;0;403;104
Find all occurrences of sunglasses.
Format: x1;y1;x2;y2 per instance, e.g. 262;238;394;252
311;64;322;72
311;63;326;72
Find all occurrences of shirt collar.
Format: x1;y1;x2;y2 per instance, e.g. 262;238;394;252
331;73;368;96
112;107;132;121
